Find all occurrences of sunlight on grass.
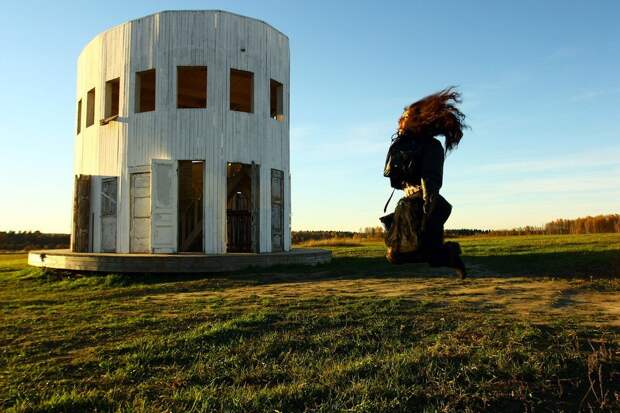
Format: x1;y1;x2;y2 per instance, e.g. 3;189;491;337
297;237;364;247
1;234;619;411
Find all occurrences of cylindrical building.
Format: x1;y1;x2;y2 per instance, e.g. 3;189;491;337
73;10;290;254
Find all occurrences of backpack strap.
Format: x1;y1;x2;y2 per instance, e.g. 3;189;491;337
383;188;396;213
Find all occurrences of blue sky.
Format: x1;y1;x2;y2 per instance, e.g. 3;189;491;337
0;0;618;232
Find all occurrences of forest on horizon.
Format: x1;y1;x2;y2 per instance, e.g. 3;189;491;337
294;213;620;243
2;214;618;250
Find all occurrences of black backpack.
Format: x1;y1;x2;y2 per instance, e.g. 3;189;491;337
383;133;422;190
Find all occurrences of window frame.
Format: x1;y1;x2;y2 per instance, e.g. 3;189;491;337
176;66;208;109
135;69;156;113
104;77;121;120
86;88;96;128
229;68;254;113
76;99;82;134
270;79;284;122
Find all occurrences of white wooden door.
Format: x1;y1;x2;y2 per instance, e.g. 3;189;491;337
251;162;261;253
130;173;151;253
151;160;178;253
271;169;284;252
101;177;118;252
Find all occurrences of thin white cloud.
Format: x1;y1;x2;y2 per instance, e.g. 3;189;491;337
291;121;394;159
546;47;579;62
569;87;620;103
472;146;620;174
448;168;620;206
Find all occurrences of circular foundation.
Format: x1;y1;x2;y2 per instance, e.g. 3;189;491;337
28;249;331;273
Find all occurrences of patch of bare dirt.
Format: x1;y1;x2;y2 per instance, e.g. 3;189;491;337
148;276;620;327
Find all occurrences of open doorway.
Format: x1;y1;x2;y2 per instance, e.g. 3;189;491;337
72;175;91;252
227;162;259;252
178;161;204;252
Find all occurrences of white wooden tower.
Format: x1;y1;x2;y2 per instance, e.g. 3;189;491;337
72;10;290;254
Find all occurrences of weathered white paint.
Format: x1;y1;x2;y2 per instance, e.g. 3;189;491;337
74;10;291;253
151;159;177;253
271;169;284;252
101;177;118;252
130;173;151;253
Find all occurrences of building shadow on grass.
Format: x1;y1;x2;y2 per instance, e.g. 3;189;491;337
227;248;620;280
65;247;620;290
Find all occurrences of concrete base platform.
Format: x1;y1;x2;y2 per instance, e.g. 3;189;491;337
28;249;332;274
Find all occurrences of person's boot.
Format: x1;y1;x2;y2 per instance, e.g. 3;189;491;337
452;255;467;280
445;241;467;280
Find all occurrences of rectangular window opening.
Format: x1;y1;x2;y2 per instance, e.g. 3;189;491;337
135;69;156;113
76;99;82;134
230;69;253;113
177;66;208;109
270;79;284;121
86;88;95;127
104;78;120;119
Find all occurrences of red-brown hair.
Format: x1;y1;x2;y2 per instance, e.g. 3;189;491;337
398;87;467;152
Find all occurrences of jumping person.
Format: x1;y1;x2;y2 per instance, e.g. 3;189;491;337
382;87;467;279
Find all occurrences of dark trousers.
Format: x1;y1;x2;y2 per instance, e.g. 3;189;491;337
390;195;454;267
420;195;453;267
383;195;456;267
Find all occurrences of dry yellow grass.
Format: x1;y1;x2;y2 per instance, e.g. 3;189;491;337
296;237;364;247
150;276;620;327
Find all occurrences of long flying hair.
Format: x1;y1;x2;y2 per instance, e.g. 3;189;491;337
398;87;467;152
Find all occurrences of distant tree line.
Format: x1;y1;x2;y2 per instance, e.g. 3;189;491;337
3;214;619;250
292;227;392;243
0;231;69;251
292;231;357;244
483;226;545;236
450;214;620;236
543;214;620;234
444;229;491;237
480;215;620;236
293;214;620;242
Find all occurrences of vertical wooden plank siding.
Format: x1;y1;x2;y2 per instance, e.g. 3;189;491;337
75;11;290;254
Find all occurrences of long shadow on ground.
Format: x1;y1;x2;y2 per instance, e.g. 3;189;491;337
48;247;620;291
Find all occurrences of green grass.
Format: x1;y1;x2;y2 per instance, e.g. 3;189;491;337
297;237;364;247
1;235;620;412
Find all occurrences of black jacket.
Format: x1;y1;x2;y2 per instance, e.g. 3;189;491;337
388;133;444;208
415;136;444;209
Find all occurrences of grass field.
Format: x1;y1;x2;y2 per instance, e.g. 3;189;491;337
1;234;620;412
